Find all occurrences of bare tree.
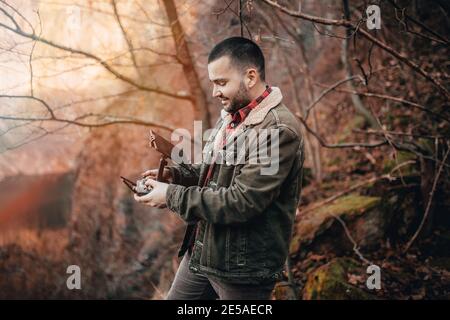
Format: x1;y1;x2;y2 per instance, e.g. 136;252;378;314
0;0;212;152
162;0;212;129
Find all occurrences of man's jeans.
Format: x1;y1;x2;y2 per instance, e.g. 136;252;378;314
166;252;276;300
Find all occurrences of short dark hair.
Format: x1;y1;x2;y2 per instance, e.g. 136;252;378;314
208;37;265;81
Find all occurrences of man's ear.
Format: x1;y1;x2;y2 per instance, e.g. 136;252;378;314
244;68;258;89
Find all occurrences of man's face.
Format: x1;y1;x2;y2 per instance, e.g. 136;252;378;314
208;56;251;113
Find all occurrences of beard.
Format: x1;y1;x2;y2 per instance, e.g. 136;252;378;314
225;81;251;113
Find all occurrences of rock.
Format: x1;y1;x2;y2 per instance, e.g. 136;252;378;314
290;194;382;257
365;176;426;245
291;176;426;259
303;257;376;300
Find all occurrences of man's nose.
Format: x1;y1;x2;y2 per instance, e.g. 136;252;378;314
212;86;222;98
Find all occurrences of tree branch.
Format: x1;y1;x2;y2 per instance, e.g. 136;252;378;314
404;145;450;252
0;95;175;132
0;4;191;101
296;112;389;149
260;0;450;100
314;83;450;123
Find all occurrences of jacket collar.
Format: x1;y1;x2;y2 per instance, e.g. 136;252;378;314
220;86;283;126
209;87;283;157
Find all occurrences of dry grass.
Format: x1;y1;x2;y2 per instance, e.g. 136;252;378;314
0;228;69;261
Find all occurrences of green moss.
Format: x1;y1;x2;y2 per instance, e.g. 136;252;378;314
382;150;417;174
290;194;381;255
303;257;376;300
314;194;381;218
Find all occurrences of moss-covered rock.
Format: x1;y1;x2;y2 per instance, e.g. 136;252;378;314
291;176;427;257
290;194;382;256
303;257;376;300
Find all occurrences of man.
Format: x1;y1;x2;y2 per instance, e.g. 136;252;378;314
135;37;304;300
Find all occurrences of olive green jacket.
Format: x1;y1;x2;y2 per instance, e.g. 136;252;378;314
166;87;304;284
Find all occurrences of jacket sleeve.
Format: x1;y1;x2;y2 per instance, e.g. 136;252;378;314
165;126;300;225
166;163;201;187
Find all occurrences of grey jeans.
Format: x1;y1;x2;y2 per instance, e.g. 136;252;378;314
166;252;276;300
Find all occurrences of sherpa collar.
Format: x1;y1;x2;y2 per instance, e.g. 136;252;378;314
209;86;283;155
220;86;283;126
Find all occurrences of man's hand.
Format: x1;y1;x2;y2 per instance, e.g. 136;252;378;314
134;179;169;208
141;167;172;183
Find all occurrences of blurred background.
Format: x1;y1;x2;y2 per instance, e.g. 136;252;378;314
0;0;449;299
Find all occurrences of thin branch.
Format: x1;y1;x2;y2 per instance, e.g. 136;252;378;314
300;159;416;216
0;95;175;135
390;139;450;169
0;120;33;136
368;102;407;186
0;0;34;32
296;112;389;149
304;75;363;120
352;129;446;140
0;113;175;131
213;0;252;38
0;94;55;118
394;6;448;46
53;89;140;111
111;0;140;75
298;170;416;265
0;6;20;30
212;0;235;16
29;9;42;96
37;0;169;27
1;123;69;152
333;213;372;265
404;145;450;252
260;0;450;100
314;83;450;123
357;28;449;100
0;5;191;101
387;0;449;45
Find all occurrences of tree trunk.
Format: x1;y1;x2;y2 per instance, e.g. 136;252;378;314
162;0;212;130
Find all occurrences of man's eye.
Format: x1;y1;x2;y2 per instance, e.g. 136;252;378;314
217;81;226;86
